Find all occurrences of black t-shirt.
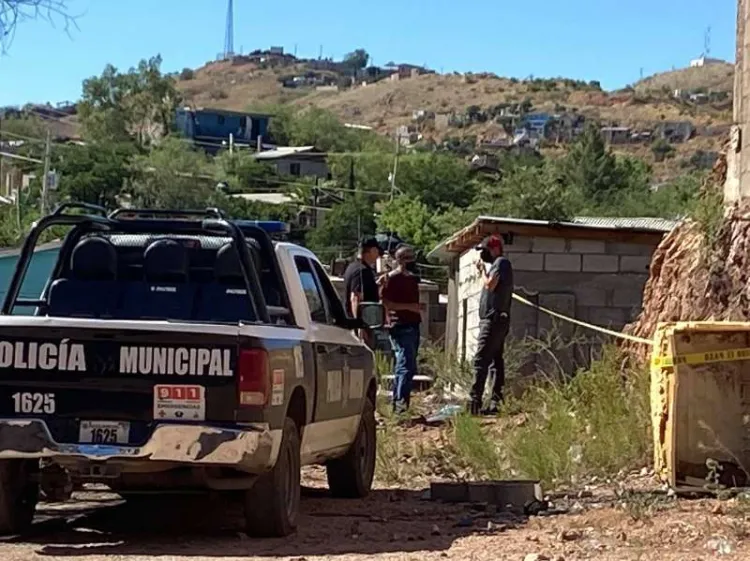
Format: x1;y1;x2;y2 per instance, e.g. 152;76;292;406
479;256;513;320
343;260;379;317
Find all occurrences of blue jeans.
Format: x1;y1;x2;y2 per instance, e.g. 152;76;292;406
389;323;421;413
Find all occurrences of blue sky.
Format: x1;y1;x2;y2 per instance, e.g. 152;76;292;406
0;0;737;106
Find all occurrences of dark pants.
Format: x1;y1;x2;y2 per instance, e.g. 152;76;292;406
389;323;421;413
471;314;509;406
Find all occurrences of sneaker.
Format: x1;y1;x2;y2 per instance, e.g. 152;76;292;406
481;401;501;416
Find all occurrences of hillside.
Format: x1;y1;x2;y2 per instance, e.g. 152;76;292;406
173;57;734;180
634;62;734;94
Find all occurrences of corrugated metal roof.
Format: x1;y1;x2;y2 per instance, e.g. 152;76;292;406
254;146;316;160
427;215;679;262
570;216;678;232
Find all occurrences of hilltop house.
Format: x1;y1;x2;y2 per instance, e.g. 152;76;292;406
254;146;330;180
176;107;272;154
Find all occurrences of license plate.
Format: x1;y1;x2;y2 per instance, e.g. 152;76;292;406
78;421;130;444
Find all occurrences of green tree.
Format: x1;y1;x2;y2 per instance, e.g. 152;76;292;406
78;56;181;147
475;164;577;221
377;195;443;251
52;142;137;207
306;195;376;261
213;150;275;192
342;49;369;72
129;137;213;208
561;124;623;205
651;138;675;162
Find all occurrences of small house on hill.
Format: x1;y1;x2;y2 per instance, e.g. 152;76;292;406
429;216;676;369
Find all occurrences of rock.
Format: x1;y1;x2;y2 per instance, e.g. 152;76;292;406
523;554;550;561
236;532;249;540
486;521;506;532
616;531;627;542
455;516;473;528
667;488;676;498
712;503;724;515
577;490;593;499
559;529;583;542
431;524;441;536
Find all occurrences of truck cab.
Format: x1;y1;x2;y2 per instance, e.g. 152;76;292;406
0;204;383;538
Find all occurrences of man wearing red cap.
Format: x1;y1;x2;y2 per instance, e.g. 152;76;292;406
470;234;513;415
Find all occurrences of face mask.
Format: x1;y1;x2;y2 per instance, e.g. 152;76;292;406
480;248;494;263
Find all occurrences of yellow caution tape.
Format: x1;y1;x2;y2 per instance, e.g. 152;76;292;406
651;347;750;369
511;293;654;346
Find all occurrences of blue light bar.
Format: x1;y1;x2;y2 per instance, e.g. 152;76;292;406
237;220;290;234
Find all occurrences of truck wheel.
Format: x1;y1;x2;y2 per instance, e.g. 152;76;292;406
0;460;39;535
326;398;376;498
244;417;300;537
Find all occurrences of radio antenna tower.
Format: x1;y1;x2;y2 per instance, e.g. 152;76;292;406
704;25;712;57
224;0;235;60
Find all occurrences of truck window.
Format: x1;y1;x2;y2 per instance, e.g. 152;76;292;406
309;259;348;324
294;256;328;324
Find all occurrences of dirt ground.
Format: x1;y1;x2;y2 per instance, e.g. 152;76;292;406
0;466;748;561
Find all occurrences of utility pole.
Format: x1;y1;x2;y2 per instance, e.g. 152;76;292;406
40;129;51;214
390;130;401;201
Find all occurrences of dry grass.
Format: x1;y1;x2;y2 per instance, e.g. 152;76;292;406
634;63;734;94
375;345;651;490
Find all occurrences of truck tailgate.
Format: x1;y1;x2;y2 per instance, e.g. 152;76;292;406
0;325;240;446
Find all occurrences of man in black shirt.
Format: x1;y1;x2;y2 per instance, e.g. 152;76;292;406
470;235;514;416
343;237;383;319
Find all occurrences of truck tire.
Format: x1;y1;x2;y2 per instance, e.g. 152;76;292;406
0;460;39;535
326;398;376;498
244;417;300;537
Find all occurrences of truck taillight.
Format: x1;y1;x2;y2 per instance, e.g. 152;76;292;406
238;348;269;406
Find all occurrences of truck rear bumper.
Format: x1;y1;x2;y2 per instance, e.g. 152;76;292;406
0;419;282;474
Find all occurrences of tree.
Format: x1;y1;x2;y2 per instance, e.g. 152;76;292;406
78;56;181;147
0;0;74;51
651;138;675;162
129;137;214;209
52;141;137;207
561;124;623;205
342;48;369;72
377;196;442;251
213;150;275;192
306;195;376;262
475;164;577;222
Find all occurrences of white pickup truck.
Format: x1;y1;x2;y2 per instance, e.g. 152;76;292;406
0;204;384;537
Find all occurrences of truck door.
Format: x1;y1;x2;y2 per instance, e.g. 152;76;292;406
292;256;365;451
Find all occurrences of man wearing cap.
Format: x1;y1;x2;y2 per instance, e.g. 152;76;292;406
470;235;513;415
344;237;383;332
381;245;422;414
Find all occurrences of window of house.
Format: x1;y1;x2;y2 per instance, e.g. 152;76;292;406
294;256;328;324
289;162;301;176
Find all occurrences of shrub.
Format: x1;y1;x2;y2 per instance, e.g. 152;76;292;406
179;68;195;81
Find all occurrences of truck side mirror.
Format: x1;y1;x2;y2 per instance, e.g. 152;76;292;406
358;302;384;330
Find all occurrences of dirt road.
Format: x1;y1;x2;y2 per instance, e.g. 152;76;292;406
1;471;749;561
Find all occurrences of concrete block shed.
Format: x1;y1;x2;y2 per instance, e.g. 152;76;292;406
428;216;676;367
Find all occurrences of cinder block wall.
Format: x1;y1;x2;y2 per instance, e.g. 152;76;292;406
455;235;657;362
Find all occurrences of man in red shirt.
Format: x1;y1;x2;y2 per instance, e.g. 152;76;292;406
381;245;422;414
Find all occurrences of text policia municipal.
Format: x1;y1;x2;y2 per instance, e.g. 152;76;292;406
0;341;234;376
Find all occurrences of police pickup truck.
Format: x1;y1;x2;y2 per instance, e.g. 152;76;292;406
0;203;383;538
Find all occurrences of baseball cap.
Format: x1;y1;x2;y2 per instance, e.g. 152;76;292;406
475;235;503;251
359;237;384;256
